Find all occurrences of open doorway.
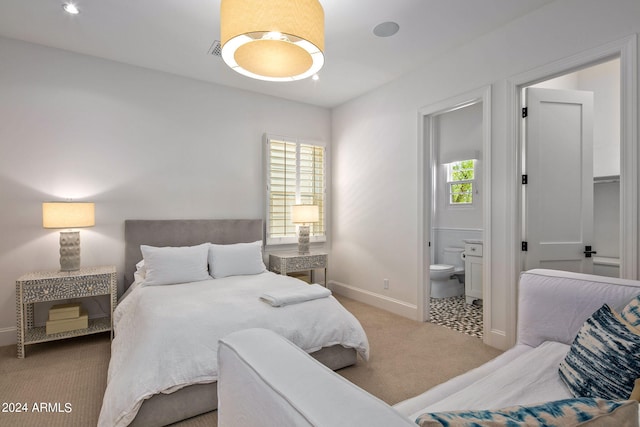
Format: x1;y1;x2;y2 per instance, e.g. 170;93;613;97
417;86;491;343
522;59;621;277
503;35;637;347
429;102;484;338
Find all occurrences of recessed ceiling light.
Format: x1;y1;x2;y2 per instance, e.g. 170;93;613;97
312;74;319;81
62;3;80;15
373;21;399;38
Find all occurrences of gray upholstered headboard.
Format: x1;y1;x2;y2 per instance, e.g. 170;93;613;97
124;219;263;289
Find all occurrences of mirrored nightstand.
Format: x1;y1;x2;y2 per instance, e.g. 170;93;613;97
15;265;117;358
268;252;328;286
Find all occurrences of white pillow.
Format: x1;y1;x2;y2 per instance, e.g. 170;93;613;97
135;259;146;279
208;241;267;279
141;243;211;286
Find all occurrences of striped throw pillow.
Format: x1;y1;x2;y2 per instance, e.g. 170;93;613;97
559;304;640;400
621;295;640;327
415;398;638;427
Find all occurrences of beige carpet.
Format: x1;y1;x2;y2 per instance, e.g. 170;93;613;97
0;296;501;427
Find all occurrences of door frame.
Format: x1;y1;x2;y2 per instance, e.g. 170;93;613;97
417;85;492;342
505;35;638;345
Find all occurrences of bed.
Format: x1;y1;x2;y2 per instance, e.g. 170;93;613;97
98;219;369;427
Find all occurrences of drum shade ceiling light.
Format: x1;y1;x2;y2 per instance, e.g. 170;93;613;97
220;0;325;82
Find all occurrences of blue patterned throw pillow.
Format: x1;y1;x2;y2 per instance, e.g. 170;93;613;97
558;304;640;400
621;295;640;327
415;398;637;427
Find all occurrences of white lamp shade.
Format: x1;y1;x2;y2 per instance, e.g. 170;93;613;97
292;204;319;224
220;0;324;81
42;202;95;229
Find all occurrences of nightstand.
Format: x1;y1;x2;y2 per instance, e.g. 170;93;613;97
269;252;328;286
15;265;117;358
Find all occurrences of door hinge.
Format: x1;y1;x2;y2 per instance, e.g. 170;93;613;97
522;107;528;118
522;174;528;185
522;241;528;251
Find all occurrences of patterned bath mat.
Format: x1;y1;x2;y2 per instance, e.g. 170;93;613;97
429;296;483;339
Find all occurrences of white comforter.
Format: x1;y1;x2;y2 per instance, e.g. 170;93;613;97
98;272;369;427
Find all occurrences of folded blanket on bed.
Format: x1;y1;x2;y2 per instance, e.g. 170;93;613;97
260;283;331;307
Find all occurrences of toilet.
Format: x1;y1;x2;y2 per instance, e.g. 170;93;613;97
430;247;465;298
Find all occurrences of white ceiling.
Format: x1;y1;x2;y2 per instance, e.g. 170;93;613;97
0;0;555;108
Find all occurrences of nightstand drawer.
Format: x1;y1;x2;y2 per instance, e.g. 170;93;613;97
21;277;111;303
269;252;328;287
283;254;327;271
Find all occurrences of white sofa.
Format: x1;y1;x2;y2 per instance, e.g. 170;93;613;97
217;269;640;426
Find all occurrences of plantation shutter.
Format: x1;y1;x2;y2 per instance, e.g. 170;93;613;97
268;140;297;239
266;136;325;245
299;143;325;237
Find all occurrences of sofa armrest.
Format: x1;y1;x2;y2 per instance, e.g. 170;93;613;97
218;328;414;427
517;269;640;348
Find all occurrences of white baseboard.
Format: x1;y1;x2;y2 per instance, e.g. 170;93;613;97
484;328;509;351
329;280;418;320
0;326;17;347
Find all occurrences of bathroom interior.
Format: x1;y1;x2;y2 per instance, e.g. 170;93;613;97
428;57;621;338
428;100;484;339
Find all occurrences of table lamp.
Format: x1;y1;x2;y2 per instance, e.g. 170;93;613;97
291;204;319;254
42;202;95;271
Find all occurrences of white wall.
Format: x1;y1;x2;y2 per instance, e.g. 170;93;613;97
434;102;483;230
330;0;640;348
582;60;622;178
0;37;331;346
594;181;620;258
432;103;484;266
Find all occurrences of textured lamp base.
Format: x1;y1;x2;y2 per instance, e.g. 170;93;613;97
59;231;81;271
297;225;310;254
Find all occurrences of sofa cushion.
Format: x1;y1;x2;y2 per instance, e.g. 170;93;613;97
415;398;638;427
559;304;640;400
516;269;640;349
406;341;572;421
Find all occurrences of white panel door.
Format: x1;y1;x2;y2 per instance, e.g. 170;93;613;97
524;87;594;273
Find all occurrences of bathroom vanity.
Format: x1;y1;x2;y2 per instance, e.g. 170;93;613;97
464;240;483;304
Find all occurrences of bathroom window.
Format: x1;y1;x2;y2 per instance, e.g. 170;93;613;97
447;159;474;205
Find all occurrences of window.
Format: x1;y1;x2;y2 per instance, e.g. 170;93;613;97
265;135;326;245
447;159;475;205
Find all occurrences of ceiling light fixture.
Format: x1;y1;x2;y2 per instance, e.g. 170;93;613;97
62;2;79;15
220;0;325;82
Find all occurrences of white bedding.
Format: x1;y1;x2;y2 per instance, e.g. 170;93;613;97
98;272;369;427
408;341;573;420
